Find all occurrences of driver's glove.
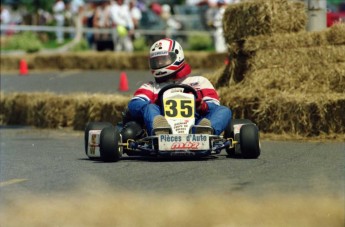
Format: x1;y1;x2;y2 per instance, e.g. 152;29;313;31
196;98;209;115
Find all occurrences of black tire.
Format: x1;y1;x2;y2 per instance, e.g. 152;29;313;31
224;119;252;156
100;126;122;162
84;122;113;158
240;124;260;159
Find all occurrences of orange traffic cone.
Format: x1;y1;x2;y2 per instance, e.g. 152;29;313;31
119;71;129;91
19;59;28;75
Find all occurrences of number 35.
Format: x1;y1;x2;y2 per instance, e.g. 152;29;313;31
164;99;194;118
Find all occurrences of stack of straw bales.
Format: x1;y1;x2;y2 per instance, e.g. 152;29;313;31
0;93;130;130
209;0;345;136
0;52;227;71
223;0;307;44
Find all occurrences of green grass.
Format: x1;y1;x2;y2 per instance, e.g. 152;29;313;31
42;39;72;49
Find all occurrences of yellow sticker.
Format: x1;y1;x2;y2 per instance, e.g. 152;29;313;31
163;98;194;118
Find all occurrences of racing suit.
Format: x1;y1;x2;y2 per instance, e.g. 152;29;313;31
128;64;232;135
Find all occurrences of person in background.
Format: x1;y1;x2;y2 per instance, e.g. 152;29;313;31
129;0;142;29
212;0;228;52
161;4;182;40
109;0;134;52
128;38;232;136
0;5;11;25
70;0;85;39
1;5;11;35
53;0;66;44
93;1;111;42
149;2;162;16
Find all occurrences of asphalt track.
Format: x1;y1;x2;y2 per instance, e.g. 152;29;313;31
0;70;344;197
1;70;153;95
0;126;344;199
0;71;344;225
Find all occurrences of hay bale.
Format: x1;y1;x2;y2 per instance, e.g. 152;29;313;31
223;0;307;43
248;45;345;71
326;23;345;45
0;52;227;71
242;23;345;52
223;43;345;86
73;93;130;130
244;62;345;94
218;89;345;136
0;93;130;129
30;94;76;128
0;93;31;125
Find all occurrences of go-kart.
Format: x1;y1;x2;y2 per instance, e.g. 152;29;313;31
84;84;261;162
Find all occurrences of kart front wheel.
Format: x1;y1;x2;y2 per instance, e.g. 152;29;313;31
224;119;252;156
84;122;113;159
100;126;122;162
239;124;260;159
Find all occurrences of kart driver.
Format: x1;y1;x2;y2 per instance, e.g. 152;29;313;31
128;38;232;135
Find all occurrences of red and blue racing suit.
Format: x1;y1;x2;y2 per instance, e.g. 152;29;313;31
128;65;232;135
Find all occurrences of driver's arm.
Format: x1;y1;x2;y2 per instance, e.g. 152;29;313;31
195;76;220;114
128;82;155;118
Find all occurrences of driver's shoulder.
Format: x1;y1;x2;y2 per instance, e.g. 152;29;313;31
140;80;155;88
182;75;209;84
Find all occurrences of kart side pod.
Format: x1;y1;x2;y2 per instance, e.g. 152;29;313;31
84;122;123;162
87;130;102;158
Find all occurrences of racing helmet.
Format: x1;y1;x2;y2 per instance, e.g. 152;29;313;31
149;38;185;83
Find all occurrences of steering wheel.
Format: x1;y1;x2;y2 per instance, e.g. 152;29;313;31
157;84;198;106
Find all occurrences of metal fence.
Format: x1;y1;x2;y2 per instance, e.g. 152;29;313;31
0;24;213;37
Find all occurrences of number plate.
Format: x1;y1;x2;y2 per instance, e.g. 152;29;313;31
158;134;210;151
163;98;194;119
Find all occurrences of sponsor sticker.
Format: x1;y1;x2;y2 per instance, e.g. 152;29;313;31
159;134;210;151
234;124;244;135
173;120;190;134
88;130;101;157
150;51;168;57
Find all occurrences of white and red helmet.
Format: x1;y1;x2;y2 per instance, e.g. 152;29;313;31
149;38;185;83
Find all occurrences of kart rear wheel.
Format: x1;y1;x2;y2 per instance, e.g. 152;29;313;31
100;126;122;162
84;122;113;159
240;124;260;159
224;119;252;156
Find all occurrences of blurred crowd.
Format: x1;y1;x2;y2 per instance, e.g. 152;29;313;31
2;0;344;52
1;0;243;52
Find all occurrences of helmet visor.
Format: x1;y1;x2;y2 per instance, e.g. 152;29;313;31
150;52;177;70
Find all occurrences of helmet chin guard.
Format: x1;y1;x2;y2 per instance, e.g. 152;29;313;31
149;38;185;83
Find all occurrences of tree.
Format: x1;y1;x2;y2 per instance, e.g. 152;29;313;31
20;0;55;13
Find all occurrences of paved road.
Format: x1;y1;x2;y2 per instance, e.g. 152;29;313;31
1;71;344;198
1;70;209;95
1;70;153;95
1;127;344;199
1;71;344;225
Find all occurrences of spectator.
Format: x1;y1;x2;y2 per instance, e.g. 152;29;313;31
129;0;142;29
0;5;11;25
212;0;227;52
109;0;134;52
93;1;111;42
186;0;208;6
161;4;182;39
70;1;85;30
208;0;240;6
38;9;52;26
70;0;85;41
0;5;11;36
53;0;66;44
150;2;162;16
85;3;97;48
71;0;85;17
